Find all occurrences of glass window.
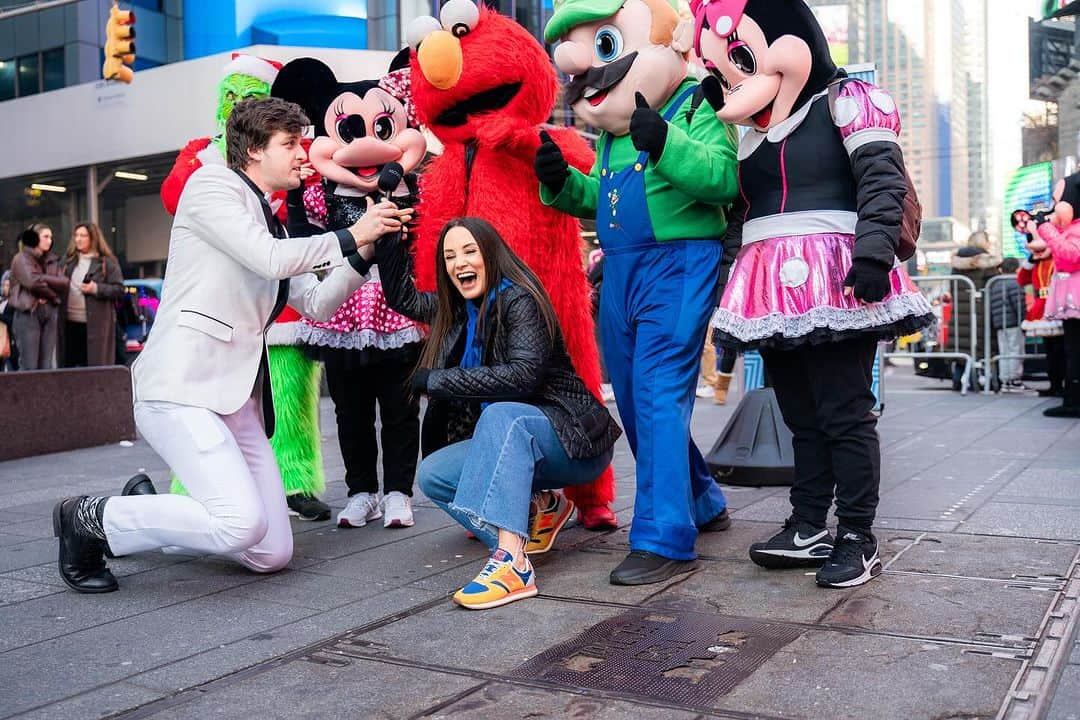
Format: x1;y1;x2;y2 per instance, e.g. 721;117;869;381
42;48;64;92
0;59;14;102
17;54;39;97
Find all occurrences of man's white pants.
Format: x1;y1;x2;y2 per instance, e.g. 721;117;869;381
103;397;293;573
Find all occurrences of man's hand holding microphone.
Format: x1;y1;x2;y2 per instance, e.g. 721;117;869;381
347;197;413;252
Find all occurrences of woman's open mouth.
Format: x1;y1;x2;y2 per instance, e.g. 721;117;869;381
456;271;478;292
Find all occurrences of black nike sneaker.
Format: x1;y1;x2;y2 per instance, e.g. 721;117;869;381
749;517;834;569
286;493;331;522
815;527;882;588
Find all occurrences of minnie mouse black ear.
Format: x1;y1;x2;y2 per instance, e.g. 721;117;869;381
388;47;411;73
271;58;340;137
1061;172;1080;211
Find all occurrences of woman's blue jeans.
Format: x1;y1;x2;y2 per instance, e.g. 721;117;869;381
417;402;613;549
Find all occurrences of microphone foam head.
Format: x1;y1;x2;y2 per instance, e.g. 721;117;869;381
378;163;405;194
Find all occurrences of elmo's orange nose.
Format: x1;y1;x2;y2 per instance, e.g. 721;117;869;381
417;30;462;90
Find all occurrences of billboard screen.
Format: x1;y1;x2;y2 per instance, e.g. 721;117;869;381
1002;162;1054;258
811;4;850;66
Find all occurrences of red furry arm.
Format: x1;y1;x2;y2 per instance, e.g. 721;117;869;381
160;138;211;215
550;127;595;174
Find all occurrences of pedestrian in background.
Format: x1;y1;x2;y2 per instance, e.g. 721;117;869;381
60;222;125;367
9;224;68;370
990;257;1025;389
0;270;17;370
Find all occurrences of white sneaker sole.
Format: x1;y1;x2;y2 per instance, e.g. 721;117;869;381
454;584;538;610
337;509;382;529
383;516;414;528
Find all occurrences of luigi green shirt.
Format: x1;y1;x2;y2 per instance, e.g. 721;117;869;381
541;79;740;242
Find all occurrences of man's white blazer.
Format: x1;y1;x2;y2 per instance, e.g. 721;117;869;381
131;164;368;426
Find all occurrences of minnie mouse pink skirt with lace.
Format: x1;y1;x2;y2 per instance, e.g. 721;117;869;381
711;232;933;351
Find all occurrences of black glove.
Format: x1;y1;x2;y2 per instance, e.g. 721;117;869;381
409;368;431;395
629;92;668;162
701;75;727;112
843;258;893;304
534;130;569;194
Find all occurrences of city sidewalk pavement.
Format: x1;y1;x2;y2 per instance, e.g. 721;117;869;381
1;368;1079;720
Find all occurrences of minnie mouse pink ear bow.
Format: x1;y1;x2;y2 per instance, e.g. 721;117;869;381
690;0;747;39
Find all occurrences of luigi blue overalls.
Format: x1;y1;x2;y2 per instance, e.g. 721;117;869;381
597;85;728;561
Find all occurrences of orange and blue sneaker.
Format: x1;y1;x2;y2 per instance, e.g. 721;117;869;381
526;491;575;555
453;549;537;610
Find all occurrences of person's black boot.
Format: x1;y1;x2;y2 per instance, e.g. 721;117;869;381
1044;380;1080;418
609;551;698;586
121;473;157;497
105;474;158;559
52;497;118;594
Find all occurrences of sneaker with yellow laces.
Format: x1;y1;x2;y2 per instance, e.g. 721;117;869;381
526;491;575;555
453;549;537;610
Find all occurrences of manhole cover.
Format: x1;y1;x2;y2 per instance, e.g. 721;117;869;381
507;609;803;707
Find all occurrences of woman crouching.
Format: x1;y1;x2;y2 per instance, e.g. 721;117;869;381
376;217;621;609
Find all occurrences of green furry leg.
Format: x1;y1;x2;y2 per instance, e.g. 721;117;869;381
268;346;325;496
170;346;324;497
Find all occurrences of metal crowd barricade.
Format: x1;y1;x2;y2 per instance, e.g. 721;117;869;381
983;273;1045;392
882;274;980;395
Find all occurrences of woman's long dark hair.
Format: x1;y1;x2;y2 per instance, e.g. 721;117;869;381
418;217;559;371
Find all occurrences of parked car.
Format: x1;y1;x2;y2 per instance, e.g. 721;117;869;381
120;279;162;363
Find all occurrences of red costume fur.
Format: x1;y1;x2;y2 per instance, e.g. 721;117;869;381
160;138;214;216
410;7;614;507
161;137;288;222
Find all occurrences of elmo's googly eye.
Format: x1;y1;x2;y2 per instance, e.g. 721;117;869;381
406;15;441;50
440;0;479;38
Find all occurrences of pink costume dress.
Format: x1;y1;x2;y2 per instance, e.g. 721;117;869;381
1037;220;1080;321
711;79;932;350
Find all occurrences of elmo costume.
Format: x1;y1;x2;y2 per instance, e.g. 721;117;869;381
405;1;616;524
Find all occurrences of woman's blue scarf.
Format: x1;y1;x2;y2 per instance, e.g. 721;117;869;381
459;279;513;370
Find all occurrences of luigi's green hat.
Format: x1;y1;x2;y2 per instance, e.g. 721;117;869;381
544;0;679;44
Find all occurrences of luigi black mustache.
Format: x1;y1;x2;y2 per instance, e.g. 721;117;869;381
564;51;638;105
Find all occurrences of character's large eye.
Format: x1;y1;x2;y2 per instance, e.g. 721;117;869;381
707;63;732;91
406;15;441;50
728;41;757;76
594;25;623;63
440;0;479;38
336;114;366;143
372;114;395;141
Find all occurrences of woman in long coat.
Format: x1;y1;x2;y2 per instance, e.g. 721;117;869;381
60;222;125;367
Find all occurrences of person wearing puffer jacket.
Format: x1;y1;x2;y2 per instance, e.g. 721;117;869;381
949;233;1002;390
1026;172;1080;417
988;257;1025;388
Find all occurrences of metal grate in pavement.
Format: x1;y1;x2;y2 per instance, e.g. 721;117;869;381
506;608;803;707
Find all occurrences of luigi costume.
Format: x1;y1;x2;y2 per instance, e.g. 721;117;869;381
537;0;740;583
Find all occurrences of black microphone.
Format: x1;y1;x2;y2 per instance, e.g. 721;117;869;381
377;162;405;205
